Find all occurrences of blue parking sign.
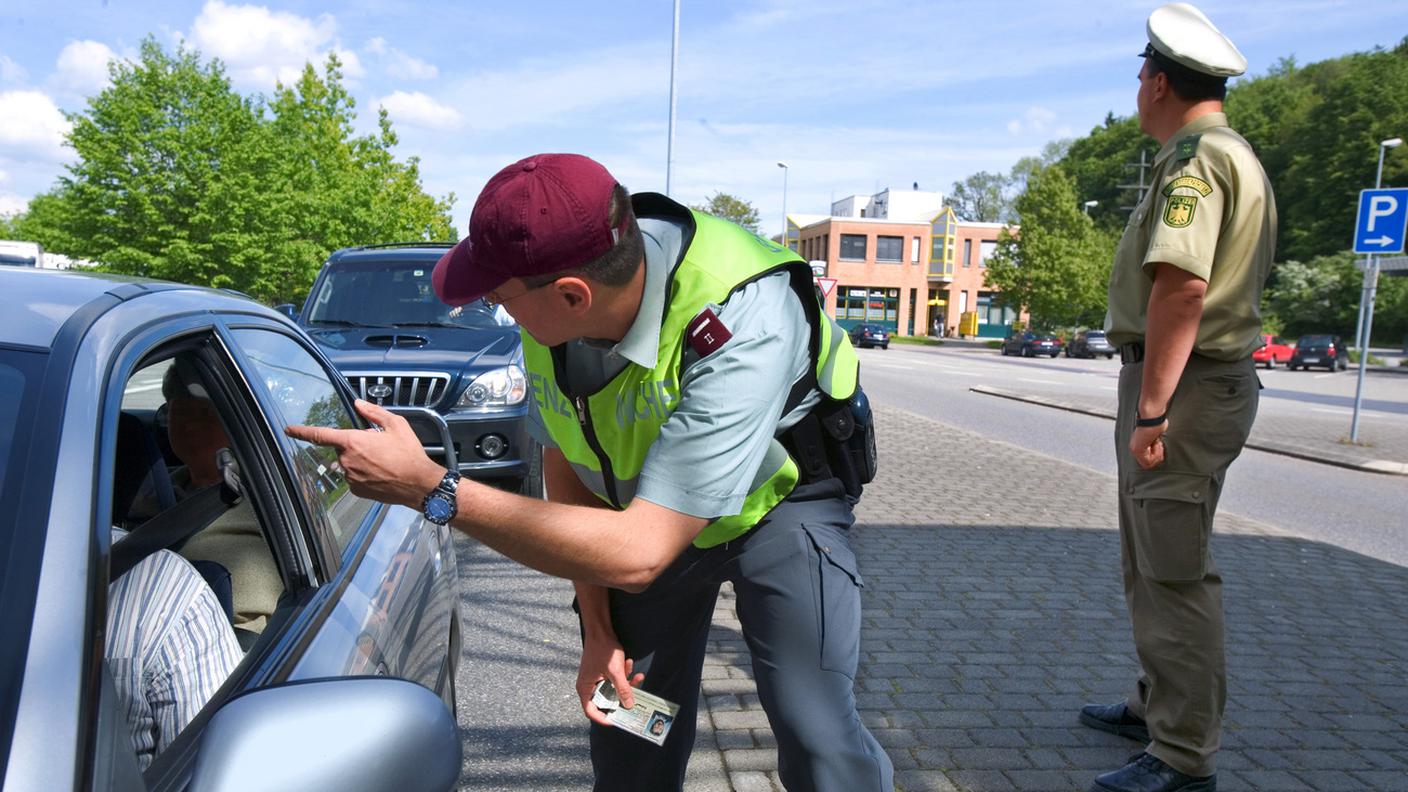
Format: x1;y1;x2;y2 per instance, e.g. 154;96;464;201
1354;188;1408;254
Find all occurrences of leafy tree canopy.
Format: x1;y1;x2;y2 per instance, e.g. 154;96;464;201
11;38;453;303
691;191;761;233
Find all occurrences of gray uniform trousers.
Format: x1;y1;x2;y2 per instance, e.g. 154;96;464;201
1115;354;1258;777
586;478;894;792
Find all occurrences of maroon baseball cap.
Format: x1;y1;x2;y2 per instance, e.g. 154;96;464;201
433;153;626;306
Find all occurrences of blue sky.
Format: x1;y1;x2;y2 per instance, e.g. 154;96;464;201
1;0;1405;236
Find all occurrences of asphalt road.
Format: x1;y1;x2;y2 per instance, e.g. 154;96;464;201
857;343;1408;566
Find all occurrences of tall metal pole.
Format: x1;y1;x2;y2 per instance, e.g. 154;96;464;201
1353;143;1388;358
1350;139;1397;442
665;0;680;197
779;162;789;246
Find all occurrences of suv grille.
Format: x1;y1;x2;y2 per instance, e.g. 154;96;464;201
344;372;451;408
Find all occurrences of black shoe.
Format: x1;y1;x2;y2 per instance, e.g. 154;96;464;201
1090;752;1216;792
1080;701;1150;744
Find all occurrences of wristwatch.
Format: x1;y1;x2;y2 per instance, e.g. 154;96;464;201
420;470;461;525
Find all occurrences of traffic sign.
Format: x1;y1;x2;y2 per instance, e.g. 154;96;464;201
815;277;837;298
1353;188;1408;254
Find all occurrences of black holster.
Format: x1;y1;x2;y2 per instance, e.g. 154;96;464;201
782;387;878;498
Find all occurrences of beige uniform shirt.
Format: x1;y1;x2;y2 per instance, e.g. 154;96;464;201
1105;112;1277;361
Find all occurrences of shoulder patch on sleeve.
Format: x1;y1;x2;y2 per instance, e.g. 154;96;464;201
686;308;732;357
1162;195;1198;228
1162;175;1213;197
1174;134;1202;162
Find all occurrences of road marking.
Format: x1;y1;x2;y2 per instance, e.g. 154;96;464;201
124;383;163;394
1018;378;1061;385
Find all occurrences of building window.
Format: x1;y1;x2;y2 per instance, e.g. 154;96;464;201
963;239;973;267
911;237;921;263
876;235;903;263
958;290;969;314
929;207;956;277
979;240;997;268
977;290;1016;325
836;286;899;329
840;234;867;261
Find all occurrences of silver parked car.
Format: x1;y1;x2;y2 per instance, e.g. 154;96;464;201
0;268;461;792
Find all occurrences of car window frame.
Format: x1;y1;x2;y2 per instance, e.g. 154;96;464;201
215;317;385;580
84;314;331;789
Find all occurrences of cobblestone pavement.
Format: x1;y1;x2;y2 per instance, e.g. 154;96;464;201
969;384;1408;476
455;402;1408;791
700;405;1408;791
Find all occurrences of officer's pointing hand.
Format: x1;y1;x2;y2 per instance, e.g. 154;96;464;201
285;399;444;507
1129;420;1168;470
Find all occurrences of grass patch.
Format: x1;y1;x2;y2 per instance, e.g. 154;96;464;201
1348;350;1387;365
890;335;943;347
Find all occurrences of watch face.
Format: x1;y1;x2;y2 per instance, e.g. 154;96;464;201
425;494;455;523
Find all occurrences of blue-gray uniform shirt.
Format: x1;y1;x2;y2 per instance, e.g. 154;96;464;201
526;216;820;519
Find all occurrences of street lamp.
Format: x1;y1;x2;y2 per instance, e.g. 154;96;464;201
1350;135;1403;442
1082;199;1099;215
665;0;681;196
777;161;789;247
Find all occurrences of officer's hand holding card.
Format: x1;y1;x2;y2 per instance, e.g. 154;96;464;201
591;679;681;747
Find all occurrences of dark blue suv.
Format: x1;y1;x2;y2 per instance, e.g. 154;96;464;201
291;243;541;496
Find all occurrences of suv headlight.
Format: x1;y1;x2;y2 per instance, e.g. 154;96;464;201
454;365;527;410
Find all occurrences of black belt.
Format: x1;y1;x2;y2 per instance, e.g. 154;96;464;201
1119;342;1145;365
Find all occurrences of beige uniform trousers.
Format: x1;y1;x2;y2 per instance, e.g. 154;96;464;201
1115;354;1258;777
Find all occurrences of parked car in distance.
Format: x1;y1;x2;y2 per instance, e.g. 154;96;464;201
1002;330;1062;358
1;267;462;792
849;323;890;350
1065;330;1115;359
1288;334;1348;371
1251;333;1295;368
287;243;541;497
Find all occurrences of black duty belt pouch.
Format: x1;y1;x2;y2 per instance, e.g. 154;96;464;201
785;386;878;498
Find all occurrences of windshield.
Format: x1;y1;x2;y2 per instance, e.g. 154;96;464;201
306;259;516;330
0;348;47;681
1299;335;1333;346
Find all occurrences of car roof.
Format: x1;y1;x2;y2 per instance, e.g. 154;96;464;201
0;267;271;350
326;243;455;266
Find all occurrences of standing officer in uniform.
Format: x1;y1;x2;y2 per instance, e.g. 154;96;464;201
288;153;893;792
1080;5;1276;792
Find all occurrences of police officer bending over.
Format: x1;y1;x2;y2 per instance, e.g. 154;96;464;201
289;153;893;792
1080;5;1276;792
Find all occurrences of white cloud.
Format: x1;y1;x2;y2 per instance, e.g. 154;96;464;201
1;55;27;85
387;51;438;81
365;36;387;56
378;91;462;131
55;40;118;94
188;0;360;89
1007;105;1061;135
0;90;72;161
0;194;27;216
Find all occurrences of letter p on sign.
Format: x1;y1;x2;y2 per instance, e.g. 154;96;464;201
1368;195;1399;231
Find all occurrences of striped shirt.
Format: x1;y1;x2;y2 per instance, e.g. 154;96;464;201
107;528;244;770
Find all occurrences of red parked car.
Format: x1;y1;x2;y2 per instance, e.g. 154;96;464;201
1251;333;1294;368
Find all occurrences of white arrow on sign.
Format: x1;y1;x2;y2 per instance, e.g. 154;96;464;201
1363;235;1397;247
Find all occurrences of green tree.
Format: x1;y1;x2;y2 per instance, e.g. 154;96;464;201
946;171;1011;222
1265;253;1408;344
21;39;453;303
983;165;1117;328
1057;114;1155;229
691;192;761;233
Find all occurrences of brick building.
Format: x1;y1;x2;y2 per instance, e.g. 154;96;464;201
789;189;1023;339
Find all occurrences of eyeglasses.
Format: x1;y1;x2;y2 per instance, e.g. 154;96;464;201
483;278;556;309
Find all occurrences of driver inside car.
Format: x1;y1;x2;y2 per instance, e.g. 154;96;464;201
107;526;242;769
162;362;283;636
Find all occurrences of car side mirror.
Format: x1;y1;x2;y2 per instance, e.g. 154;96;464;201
189;677;460;792
273;303;298;320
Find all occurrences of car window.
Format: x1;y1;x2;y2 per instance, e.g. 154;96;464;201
307;260;514;329
231;329;374;560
